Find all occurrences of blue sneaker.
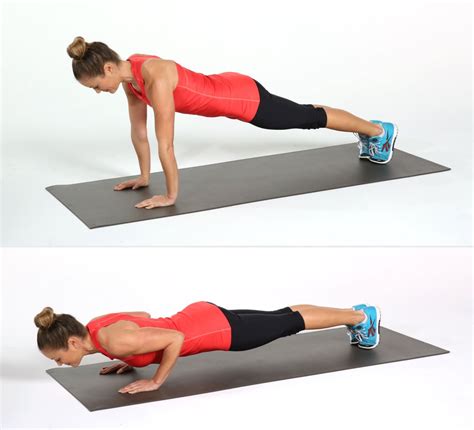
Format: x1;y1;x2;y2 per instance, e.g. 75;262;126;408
346;304;367;344
351;305;381;349
367;120;398;164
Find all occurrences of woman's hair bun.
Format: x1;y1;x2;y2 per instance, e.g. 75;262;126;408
67;36;89;60
34;307;56;330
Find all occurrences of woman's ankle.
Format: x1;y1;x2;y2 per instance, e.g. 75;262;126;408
366;124;384;137
350;310;366;326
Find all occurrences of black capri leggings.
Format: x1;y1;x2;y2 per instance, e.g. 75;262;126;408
249;80;328;130
211;303;306;351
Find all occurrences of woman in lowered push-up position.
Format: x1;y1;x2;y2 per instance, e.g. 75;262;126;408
67;36;398;209
35;301;381;394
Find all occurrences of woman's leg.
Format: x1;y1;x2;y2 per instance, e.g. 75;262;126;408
313;104;383;137
218;304;365;351
249;80;384;136
229;307;291;315
289;304;365;329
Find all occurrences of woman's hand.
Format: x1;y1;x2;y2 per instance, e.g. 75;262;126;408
99;363;134;375
114;176;149;191
135;195;176;209
118;378;161;394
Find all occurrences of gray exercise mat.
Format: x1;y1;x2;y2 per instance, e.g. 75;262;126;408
46;327;448;411
46;143;450;228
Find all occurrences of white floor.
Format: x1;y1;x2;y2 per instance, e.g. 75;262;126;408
1;248;472;429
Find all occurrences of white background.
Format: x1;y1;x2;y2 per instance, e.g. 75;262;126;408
1;247;472;429
1;0;472;246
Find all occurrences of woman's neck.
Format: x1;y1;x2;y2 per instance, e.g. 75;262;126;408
83;333;98;355
119;60;135;84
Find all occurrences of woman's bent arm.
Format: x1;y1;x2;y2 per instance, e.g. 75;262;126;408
150;331;184;385
105;326;185;394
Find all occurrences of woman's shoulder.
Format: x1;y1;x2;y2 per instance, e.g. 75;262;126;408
141;58;179;90
88;312;123;323
96;319;142;356
128;53;162;61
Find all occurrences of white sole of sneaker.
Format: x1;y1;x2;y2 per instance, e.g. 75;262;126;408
369;124;399;165
357;306;381;349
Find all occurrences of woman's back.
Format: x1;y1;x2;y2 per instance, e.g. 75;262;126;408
127;53;260;121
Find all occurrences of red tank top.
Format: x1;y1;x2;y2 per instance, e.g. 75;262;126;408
126;54;260;122
86;301;231;367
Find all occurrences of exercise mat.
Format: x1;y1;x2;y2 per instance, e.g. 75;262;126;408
46;143;450;228
46;327;448;411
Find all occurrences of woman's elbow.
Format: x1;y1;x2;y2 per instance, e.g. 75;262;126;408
175;332;185;346
158;144;176;161
159;143;174;153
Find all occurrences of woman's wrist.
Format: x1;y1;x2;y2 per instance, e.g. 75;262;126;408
152;376;164;386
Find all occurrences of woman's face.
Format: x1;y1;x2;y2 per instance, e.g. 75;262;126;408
41;337;86;367
79;62;121;94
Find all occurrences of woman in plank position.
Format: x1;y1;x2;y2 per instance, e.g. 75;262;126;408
67;36;398;209
35;301;381;394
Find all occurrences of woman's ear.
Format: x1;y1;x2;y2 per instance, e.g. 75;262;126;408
68;336;82;350
104;62;114;75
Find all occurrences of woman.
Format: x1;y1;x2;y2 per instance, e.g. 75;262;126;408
67;36;398;209
35;301;381;394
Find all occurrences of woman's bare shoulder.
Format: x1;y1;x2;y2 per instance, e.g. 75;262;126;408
142;58;179;89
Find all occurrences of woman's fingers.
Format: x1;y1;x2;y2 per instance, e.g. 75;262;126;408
100;363;121;374
118;383;136;393
114;180;133;191
100;363;132;375
135;195;174;209
135;199;153;209
117;365;133;374
115;178;149;191
132;181;144;190
134;200;148;208
118;379;158;394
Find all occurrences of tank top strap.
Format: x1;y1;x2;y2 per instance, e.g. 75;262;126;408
126;53;161;105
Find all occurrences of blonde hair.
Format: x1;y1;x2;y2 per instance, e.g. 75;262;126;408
34;307;87;350
34;306;55;330
66;36;121;80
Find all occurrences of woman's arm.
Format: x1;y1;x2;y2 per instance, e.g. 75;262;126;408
134;63;179;209
114;82;151;191
105;326;184;394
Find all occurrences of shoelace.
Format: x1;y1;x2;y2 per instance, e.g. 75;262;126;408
368;141;380;157
355;331;368;342
369;127;389;156
347;326;359;340
354;132;369;151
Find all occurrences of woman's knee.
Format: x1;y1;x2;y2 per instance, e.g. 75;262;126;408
312;104;330;110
